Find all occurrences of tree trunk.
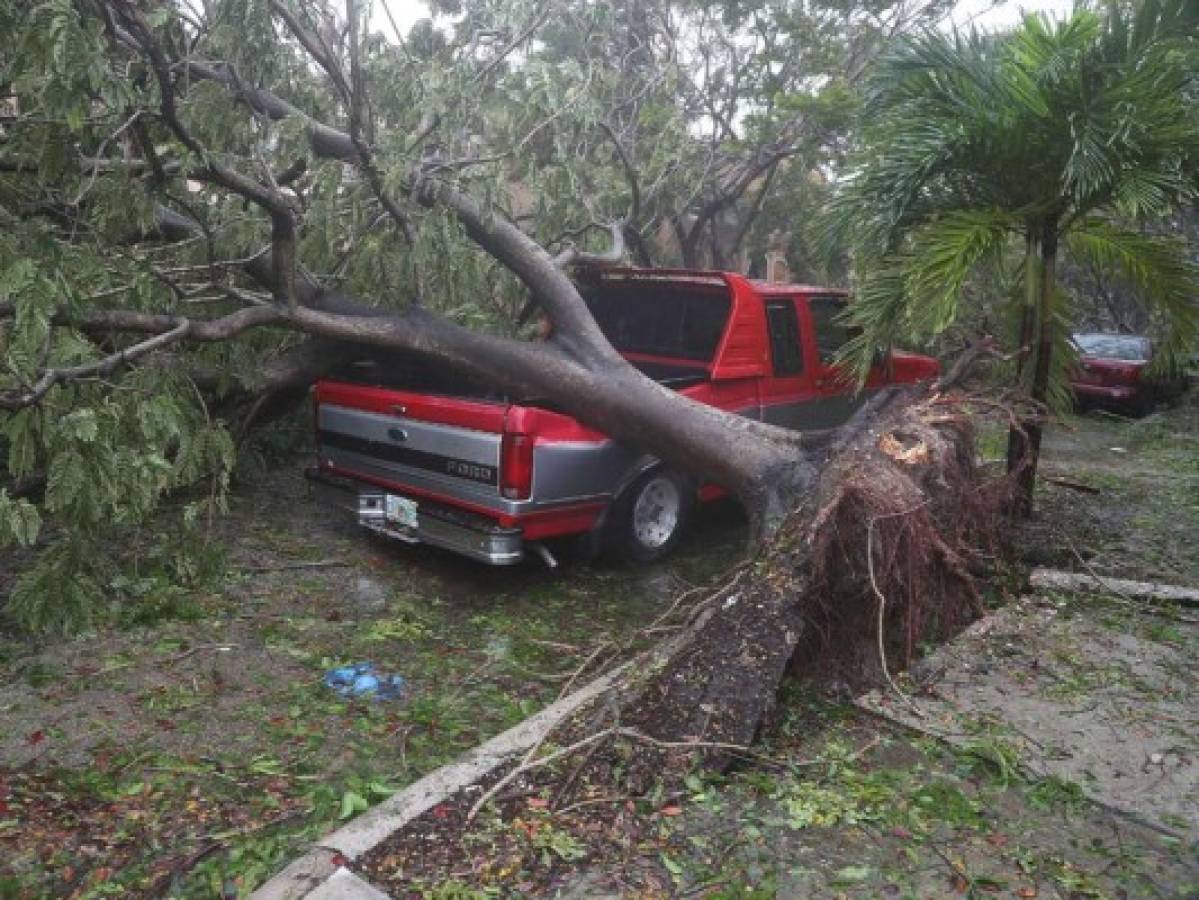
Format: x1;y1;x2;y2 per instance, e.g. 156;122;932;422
1002;225;1059;517
1005;230;1038;504
1009;224;1057;514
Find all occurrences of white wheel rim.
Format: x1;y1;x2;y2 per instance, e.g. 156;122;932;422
632;476;681;550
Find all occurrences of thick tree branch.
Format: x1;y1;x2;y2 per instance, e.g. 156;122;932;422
599;121;653;266
0;303;285;343
269;0;352;105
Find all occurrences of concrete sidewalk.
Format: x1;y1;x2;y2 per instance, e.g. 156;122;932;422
859;592;1198;839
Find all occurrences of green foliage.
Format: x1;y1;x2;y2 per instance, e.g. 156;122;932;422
0;0;942;633
0;491;40;548
832;0;1199;389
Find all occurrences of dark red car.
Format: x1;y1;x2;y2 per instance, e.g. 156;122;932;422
1071;332;1185;416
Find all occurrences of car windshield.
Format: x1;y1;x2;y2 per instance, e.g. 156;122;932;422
1073;334;1150;361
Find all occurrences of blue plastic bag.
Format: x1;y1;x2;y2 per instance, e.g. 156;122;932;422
323;662;405;700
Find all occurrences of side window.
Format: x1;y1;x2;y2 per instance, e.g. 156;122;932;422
808;295;855;366
765;300;804;376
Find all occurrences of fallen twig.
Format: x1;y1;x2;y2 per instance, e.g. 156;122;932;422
1044;476;1101;494
527;639;582;652
165;643;239;665
238;559;350;573
552;794;636;816
555;640;615;700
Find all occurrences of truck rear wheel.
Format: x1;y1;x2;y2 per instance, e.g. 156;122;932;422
608;468;692;563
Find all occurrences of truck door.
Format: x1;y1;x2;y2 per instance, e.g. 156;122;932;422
802;294;864;428
758;296;818;429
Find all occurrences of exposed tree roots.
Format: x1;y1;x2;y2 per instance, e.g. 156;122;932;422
561;390;1014;795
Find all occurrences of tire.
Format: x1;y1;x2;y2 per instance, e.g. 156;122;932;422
607;468;693;563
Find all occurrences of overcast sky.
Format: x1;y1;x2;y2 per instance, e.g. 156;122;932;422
947;0;1078;31
372;0;1082;41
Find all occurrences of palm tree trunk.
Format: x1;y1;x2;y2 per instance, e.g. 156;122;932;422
1011;224;1058;513
1005;231;1039;495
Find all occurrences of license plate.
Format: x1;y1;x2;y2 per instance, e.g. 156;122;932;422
385;495;419;529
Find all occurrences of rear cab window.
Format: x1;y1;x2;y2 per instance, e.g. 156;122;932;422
583;283;730;363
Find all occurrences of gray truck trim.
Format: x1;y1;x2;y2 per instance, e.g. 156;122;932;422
318;403;502;502
318;402;656;516
318;429;498;486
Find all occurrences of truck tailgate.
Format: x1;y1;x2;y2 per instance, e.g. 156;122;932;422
316;381;507;503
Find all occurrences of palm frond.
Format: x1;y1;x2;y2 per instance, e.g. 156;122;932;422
900;208;1017;336
836;265;909;383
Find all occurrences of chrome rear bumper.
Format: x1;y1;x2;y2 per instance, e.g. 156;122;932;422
306;468;524;565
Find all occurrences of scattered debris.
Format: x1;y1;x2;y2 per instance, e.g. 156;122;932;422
1043;476;1100;494
1030;568;1199;607
323;663;406;700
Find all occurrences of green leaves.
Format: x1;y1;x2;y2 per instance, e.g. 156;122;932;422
833;2;1199;393
2;258;57;381
834;211;1016;380
0;491;41;548
901;210;1016;335
338;790;369;819
338;780;396;819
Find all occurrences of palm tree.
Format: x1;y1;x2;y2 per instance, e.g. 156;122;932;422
830;0;1199;511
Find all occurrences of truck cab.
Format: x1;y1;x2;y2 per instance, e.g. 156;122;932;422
311;269;938;565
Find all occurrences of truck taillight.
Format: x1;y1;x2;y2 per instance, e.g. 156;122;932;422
501;433;533;500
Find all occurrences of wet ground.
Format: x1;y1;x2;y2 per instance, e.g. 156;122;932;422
0;469;744;896
992;398;1199;585
355;592;1199;899
2;394;1196;897
356;396;1199;898
355;582;1199;898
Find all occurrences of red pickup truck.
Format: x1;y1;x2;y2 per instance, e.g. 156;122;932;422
310;269;938;565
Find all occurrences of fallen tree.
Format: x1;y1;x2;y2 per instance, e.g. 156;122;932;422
2;0;1009;754
556;379;1008;791
2;0;831;568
